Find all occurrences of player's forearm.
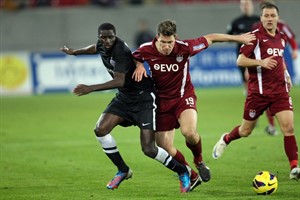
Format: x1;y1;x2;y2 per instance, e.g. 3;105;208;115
90;81;124;92
237;54;262;67
90;76;125;92
204;33;243;44
72;44;97;55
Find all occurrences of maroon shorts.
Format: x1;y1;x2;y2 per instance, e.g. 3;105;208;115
243;92;293;120
156;93;197;131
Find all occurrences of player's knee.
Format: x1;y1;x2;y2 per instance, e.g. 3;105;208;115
184;132;199;143
239;128;252;137
142;145;156;158
281;123;294;136
181;128;197;139
94;126;108;137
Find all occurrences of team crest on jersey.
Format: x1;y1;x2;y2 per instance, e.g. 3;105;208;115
176;54;183;63
281;39;285;47
249;109;256;118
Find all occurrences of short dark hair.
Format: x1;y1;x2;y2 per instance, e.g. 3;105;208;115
260;2;279;15
157;20;177;36
98;23;116;35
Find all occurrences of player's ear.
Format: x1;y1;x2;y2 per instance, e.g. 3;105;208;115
174;34;178;39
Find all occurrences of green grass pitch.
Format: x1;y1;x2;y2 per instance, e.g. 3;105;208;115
1;87;299;200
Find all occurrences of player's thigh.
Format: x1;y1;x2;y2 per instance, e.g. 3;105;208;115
140;129;156;148
178;109;198;136
275;110;294;136
95;113;124;134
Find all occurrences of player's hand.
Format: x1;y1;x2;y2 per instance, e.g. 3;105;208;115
285;70;293;91
261;56;277;70
132;63;148;82
60;45;75;55
240;32;256;45
73;84;92;96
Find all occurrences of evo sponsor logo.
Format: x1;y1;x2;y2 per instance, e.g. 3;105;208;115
267;48;284;57
153;64;179;72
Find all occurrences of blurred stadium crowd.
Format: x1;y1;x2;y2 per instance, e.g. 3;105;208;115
1;0;240;10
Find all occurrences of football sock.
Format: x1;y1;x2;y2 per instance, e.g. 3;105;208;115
155;147;186;175
97;134;129;172
185;139;203;163
284;135;299;169
266;109;275;127
224;126;241;144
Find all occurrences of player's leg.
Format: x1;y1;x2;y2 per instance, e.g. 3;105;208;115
212;119;257;159
265;108;278;136
178;108;211;182
275;110;299;180
94;113;132;189
213;93;266;159
140;129;190;192
155;130;199;191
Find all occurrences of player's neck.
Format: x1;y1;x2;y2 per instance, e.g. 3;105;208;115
265;28;276;37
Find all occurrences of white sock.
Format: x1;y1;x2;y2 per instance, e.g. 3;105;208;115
97;134;118;154
154;146;172;166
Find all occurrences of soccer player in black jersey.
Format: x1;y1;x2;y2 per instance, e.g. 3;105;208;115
226;0;260;94
60;23;191;192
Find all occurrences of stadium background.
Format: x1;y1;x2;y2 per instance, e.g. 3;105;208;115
0;0;299;95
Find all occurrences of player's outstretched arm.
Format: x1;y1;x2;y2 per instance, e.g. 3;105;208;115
73;72;126;96
132;60;148;82
204;32;256;46
60;44;97;55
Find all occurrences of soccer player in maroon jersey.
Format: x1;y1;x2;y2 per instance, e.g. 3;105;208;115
132;19;255;190
252;1;298;136
212;3;300;180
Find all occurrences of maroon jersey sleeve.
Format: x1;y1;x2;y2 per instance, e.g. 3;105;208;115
239;37;258;58
186;36;209;56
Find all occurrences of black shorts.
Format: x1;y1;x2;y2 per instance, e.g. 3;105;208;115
103;91;156;130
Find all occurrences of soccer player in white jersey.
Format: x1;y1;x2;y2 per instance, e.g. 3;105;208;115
212;3;300;180
132;20;255;190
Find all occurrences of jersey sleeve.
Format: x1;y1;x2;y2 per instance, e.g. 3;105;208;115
132;48;145;63
281;23;298;50
239;38;258;58
187;36;209;56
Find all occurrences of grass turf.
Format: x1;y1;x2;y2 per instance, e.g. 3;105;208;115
0;87;299;200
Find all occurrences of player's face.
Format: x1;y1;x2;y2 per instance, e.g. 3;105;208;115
156;34;176;55
98;30;116;50
261;8;279;34
240;0;253;16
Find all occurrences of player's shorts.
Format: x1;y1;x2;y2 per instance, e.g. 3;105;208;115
104;91;156;130
156;93;197;131
243;92;293;121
